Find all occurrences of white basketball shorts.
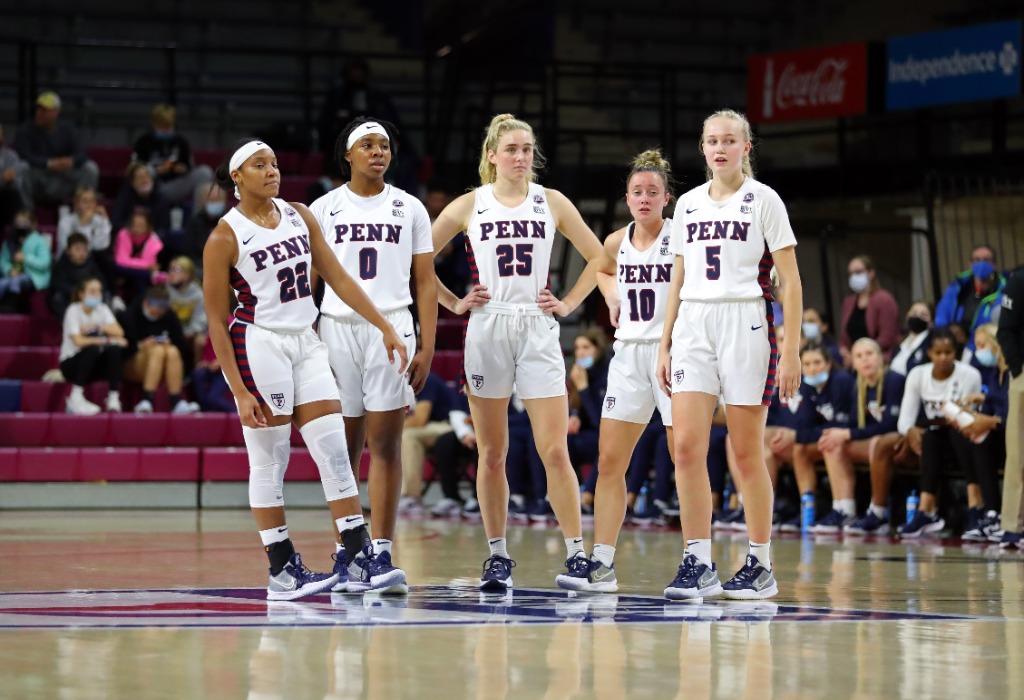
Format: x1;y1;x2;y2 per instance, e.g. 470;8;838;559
601;340;673;426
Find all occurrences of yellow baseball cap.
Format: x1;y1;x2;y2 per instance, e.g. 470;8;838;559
36;92;62;110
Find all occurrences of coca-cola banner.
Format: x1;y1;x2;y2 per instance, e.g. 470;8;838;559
747;43;868;123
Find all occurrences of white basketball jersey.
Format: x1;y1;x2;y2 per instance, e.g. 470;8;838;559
224;198;318;332
310;184;432;318
615;220;674;342
466;183;557;304
670;178;796;301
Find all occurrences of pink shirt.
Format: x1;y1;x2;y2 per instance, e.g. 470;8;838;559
114;228;163;270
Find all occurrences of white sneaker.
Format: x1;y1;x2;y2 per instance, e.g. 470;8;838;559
172;399;200;415
429;497;463;517
397;496;422;514
134;399;154;414
66;391;101;416
105;394;122;413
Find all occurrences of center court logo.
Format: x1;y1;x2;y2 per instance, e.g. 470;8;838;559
472;374;484;390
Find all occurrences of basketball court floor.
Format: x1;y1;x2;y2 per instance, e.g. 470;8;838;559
1;510;1021;698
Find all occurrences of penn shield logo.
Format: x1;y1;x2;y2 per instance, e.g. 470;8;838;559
674;369;685;385
605;396;616;410
472;374;484;390
271;393;286;409
284;206;297;216
743;192;755;203
392;199;404;207
660;235;671;255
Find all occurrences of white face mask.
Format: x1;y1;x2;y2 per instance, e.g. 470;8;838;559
802;322;821;341
848;272;870;293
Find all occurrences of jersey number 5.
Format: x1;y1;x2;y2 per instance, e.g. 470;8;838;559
705;246;721;280
496;244;533;277
278;261;312;303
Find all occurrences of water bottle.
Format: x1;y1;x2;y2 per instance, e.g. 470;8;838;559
906;490;920;525
635;484;649;517
801;491;816;533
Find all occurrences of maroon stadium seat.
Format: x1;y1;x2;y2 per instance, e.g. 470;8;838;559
87;146;132;174
140;447;200;481
0;315;32;345
201;447;250;480
0;448;17;480
0;347;60;379
19;381;67;412
288;451;319;481
49;414;112;446
109;414;170;446
0;414;50;446
223;417;245;446
167;414;230;446
79;447;141;481
432;350;464;382
436;318;465;350
16;447;79;481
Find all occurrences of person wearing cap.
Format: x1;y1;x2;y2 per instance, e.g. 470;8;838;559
131;104;213;204
12;91;99;207
120;284;199;414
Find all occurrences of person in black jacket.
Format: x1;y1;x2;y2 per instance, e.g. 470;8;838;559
131;104;213;204
111;162;172;236
48;232;107;318
571;329;610;520
996;266;1024;548
121;285;197;414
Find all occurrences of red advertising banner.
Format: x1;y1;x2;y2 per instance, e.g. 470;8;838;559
747;43;868;123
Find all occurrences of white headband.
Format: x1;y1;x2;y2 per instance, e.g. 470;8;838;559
346;122;389;150
229;141;271;198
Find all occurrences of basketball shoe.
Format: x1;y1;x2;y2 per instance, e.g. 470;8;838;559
266;552;338;601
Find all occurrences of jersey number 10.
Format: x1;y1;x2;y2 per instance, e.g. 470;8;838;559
626;288;656;322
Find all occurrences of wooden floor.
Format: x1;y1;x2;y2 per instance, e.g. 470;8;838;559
1;510;1022;699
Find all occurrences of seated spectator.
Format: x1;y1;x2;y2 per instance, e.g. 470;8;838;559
0;123;28;228
115;211;165;298
111;162;171;235
896;328;982;537
625;412;676;525
11;92;99;207
48;232;106;319
801;307;843;366
59;276;126;414
428;393;477;517
935;243;1006;350
399;371;455;514
840;254;900;365
121;285;198;414
890;300;933;376
191;330;234;413
166;256;206;365
570;329;609;518
131;104;213;205
56;187;112;256
183;184;227;267
0;209;50;311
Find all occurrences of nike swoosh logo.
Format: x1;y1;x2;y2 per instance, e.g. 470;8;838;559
277;527;287;533
592;569;613;581
751;325;763;331
344;516;362;523
477;209;490;215
276;577;298;590
403;333;413;338
488;539;503;545
686;208;698;214
330;208;344;216
242;235;256;245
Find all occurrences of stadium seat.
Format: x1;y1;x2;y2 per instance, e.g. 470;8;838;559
16;447;79;481
109;414;170;446
79;447;141;481
0;448;17;480
30;318;63;346
88;146;132;174
167;414;230;446
0;380;22;412
288;451;319;481
275;151;302;175
200;447;249;481
278;176;317;202
433;350;463;382
0;315;32;345
436;318;465;350
49;414;113;446
192;148;225;170
0;347;60;379
222;417;245;446
19;381;67;412
0;413;50;446
139;447;200;481
301;151;324;176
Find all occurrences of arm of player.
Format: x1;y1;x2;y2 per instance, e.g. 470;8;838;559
772;246;803;401
541;189;613;317
294;202;409;374
431;193;490;315
203;221;266;428
408;252;437;393
597;229;625;328
658;254;685;396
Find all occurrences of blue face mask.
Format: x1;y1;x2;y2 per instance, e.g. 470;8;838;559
154;130;176;139
975;347;998;368
803;370;829;387
802;322;821;341
972;260;994;280
83;295;101;309
205;201;225;217
577;355;595;370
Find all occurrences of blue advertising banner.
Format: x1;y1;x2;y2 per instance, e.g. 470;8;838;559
887;20;1021;110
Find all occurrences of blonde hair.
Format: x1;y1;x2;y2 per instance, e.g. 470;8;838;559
975;322;1007;380
700;109;754;181
171;255;195;280
627;148;674;198
852;337;884;429
151;103;176;128
477;114;544;186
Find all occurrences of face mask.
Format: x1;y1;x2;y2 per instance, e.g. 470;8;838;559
577;355;595;370
136;184;153;197
848;272;870;293
142;307;163;321
802;322;821;341
13;225;31;238
204;201;225;217
975;347;998;367
803;370;829;387
906;317;929;335
972;260;994;280
83;295;101;309
155;130;175;139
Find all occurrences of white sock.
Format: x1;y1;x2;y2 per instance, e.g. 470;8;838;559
565;537;585;558
836;499;856;517
371;539;392;555
869;503;887;519
335;542;344;553
687;539;712;567
488;537;509;559
749;541;771;571
70;385;84;400
592;544;616;567
336;514;365;535
258;525;288;546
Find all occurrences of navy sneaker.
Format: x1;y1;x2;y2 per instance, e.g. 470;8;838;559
778;514;802;533
845;511;890;536
529;499;555;522
462;498;482;519
898;511;945;538
963;511;1000;542
723;507;747;532
581;502;595;521
266;552;339;601
722;554;778;600
555;553;592;591
811;509;853;534
632;501;665;526
999;531;1022;549
480;555;515;591
366;550;408;594
509;496;529;521
662;497;681;518
330;548;350;592
664;554;723;601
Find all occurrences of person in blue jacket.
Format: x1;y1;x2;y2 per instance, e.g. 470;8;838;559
572;328;610;520
935;244;1006;351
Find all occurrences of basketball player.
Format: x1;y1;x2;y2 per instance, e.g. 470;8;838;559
559;149;676;593
430;114;612;591
657;109;803;601
310;117;435;594
203;139;408;600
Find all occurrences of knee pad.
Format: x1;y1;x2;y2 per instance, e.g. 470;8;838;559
300;413;358;502
243;424;292;508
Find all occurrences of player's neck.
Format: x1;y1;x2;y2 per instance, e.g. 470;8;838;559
348;175;386;198
237;196;277;223
492;177;528;201
708;172;745;200
633;217;664;242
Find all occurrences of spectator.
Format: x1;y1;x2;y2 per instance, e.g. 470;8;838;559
801;307;843;366
48;232;106;319
165;255;206;364
56;187;112;256
935;243;1006;350
996;267;1024;548
12;92;99;207
191;331;234;413
131;104;213;204
115;211;165;298
59;276;126;415
121;285;197;414
890;300;933;376
840;254;900;365
569;329;609;519
399;371;455;514
0;209;50;310
427;393;478;517
0;123;28;228
111;162;171;235
626;412;676;525
183;184;227;267
425;185;469;295
305;171;344;204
